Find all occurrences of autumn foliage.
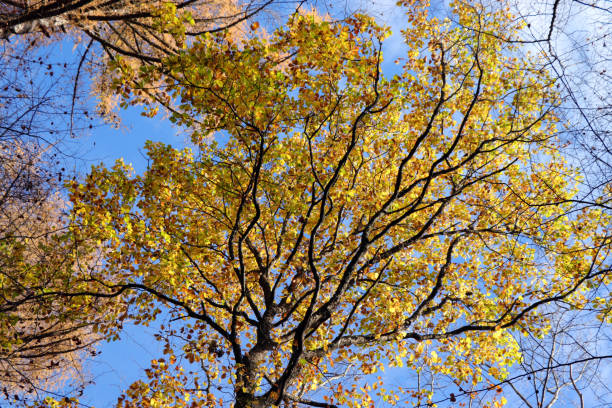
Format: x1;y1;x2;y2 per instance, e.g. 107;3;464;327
3;0;610;407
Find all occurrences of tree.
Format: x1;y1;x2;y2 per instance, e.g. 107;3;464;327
16;0;612;407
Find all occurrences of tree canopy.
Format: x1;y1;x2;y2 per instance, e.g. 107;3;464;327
1;0;610;407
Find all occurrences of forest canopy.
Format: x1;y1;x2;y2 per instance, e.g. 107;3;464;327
0;0;610;407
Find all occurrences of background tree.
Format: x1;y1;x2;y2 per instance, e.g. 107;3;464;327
419;305;611;408
507;0;611;193
0;140;105;403
0;0;300;124
34;1;609;407
507;308;611;408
